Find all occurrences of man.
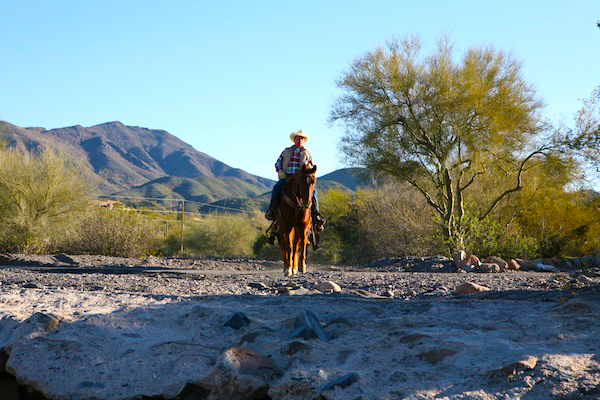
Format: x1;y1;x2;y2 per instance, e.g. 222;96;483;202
265;130;325;233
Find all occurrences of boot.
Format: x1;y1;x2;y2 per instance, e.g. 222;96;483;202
313;212;326;233
265;208;275;220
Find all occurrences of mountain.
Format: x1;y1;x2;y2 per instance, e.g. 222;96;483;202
0;121;275;198
317;167;376;192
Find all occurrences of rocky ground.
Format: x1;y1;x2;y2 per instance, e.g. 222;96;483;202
0;254;599;399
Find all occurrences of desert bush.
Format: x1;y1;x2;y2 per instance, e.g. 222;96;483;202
516;190;600;257
0;147;92;253
65;208;162;257
163;213;263;258
462;214;538;260
314;184;444;264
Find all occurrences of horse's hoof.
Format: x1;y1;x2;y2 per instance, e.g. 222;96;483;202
284;269;292;277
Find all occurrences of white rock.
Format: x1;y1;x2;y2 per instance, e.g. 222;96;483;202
316;281;342;293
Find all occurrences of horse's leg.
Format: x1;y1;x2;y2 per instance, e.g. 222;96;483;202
282;228;293;276
292;228;300;275
299;226;310;273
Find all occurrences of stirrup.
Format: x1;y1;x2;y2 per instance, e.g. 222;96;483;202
265;209;275;221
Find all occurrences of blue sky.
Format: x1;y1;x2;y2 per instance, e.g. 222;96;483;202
1;1;598;188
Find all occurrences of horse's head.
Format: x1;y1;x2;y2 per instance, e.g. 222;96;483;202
292;163;317;209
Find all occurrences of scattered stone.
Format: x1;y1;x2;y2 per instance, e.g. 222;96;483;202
535;263;557;272
224;312;251;330
452;250;467;264
22;283;39;289
199;347;280;399
418;348;458;364
507;259;521;270
277;286;292;294
457;255;481;271
479;263;500;273
383;290;395;297
238;331;261;345
349;289;387;299
485;256;508;271
53;253;79;265
247;282;268;290
284;341;311;355
576;274;594;284
316;281;341;293
290;310;329;342
321;372;360;392
286;287;320;296
454;282;490;295
490;356;537;377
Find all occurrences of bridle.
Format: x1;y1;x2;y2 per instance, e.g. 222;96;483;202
283;171;314;212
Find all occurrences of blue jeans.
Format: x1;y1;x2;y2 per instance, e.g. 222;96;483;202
270;178;319;212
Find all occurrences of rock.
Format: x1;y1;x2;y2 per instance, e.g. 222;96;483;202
576;274;594;284
452;250;467;264
457;255;481;271
290;310;329;342
224;312;251;330
247;282;268;290
383;290;395;297
490;356;537;377
507;259;521;270
535;263;557;272
542;258;555;266
284;341;311;355
22;283;39;289
454;282;490;295
316;281;342;293
349;289;387;299
321;372;360;392
418;348;457;364
485;256;508;271
479;263;500;273
286;288;320;296
199;347;280;400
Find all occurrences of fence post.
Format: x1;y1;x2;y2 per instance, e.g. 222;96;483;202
180;200;185;253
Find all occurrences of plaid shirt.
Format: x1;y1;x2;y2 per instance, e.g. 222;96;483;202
275;146;312;175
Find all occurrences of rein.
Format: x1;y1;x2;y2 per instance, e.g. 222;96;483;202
283;193;311;210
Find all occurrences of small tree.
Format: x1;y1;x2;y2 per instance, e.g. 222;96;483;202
0;147;92;253
330;35;576;251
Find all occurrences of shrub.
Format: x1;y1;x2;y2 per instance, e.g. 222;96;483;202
0;147;92;253
163;213;262;258
65;208;162;257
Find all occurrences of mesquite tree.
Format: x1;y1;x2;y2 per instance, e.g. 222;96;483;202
330;36;572;250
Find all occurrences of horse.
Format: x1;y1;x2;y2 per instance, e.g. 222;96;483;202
276;163;317;276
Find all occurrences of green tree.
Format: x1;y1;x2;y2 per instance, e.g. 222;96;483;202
330;36;574;251
569;87;600;175
0;147;92;253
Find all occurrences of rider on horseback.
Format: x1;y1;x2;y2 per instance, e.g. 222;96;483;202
265;130;326;234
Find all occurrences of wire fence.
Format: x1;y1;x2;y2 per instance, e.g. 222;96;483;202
92;193;263;253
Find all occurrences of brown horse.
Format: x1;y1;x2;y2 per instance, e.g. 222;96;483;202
276;163;317;276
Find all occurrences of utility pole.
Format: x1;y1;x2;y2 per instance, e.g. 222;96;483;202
180;200;185;253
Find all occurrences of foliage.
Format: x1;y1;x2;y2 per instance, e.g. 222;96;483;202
569;87;600;176
0;147;92;253
330;35;578;251
313;185;445;264
461;214;538;260
516;190;600;258
163;212;264;258
65;208;162;257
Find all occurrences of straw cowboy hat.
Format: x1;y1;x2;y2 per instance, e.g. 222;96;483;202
290;130;309;142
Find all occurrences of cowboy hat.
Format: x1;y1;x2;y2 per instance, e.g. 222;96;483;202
290;130;309;142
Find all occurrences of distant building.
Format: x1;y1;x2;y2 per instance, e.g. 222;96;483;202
94;199;126;209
